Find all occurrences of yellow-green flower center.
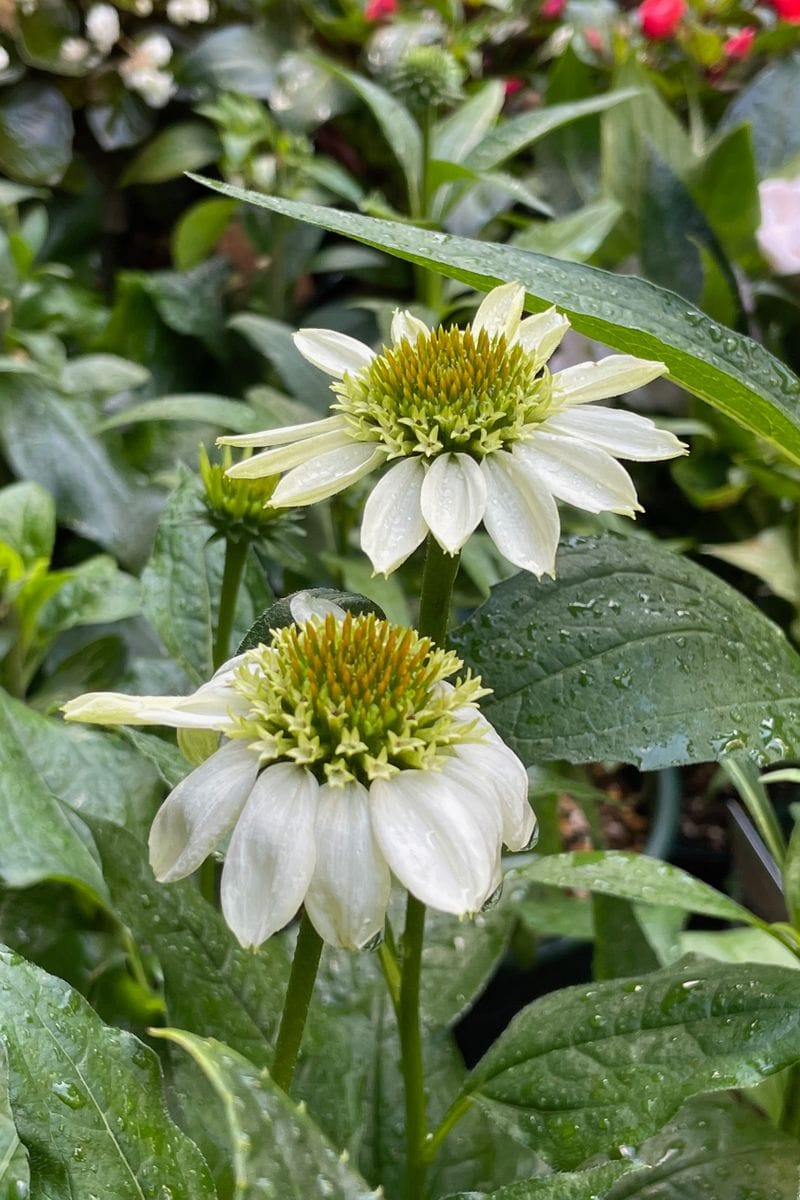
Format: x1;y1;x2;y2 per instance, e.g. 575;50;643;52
332;326;551;459
229;611;488;787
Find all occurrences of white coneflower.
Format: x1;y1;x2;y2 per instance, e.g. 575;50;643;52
119;33;175;108
166;0;211;25
220;283;686;577
85;3;120;55
63;595;533;952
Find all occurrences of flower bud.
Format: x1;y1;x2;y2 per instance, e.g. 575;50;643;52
199;445;283;541
638;0;685;38
389;45;464;113
723;27;755;58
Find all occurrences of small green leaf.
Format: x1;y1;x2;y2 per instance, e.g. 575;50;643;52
60;354;150;396
687;124;760;262
0;1042;29;1199
525;852;756;925
0;81;73;185
464;960;800;1169
513;200;622;262
784;816;800;929
229;312;335;409
450;533;800;770
0;947;215;1200
176;24;279;97
172;197;237;271
156;1029;374;1199
121;121;221;187
443;1161;636;1199
433;80;505;166
0;480;55;565
719;53;800;176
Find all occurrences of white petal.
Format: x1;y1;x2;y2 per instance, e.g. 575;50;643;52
289;591;347;625
221;763;319;948
61;683;244;730
304;781;391;949
449;737;535;851
472;282;525;342
481;451;559;577
541;406;687;461
293;328;375;378
218;415;348;449
420;453;488;555
361;457;428;575
552;356;667;408
371;771;499;914
390;309;429;345
515;433;641;516
271;443;387;507
149;740;259;882
514;307;570;367
225;428;353;479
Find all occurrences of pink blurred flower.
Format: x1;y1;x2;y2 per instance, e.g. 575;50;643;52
757;177;800;275
638;0;686;38
772;0;800;21
723;27;755;57
541;0;566;18
584;26;605;49
504;77;524;95
365;0;397;19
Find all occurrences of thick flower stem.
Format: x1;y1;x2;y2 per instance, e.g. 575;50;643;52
271;912;324;1093
213;536;249;670
418;536;461;646
399;893;428;1200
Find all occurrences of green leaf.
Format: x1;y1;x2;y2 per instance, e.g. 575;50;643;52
0;81;73;185
0;480;55;565
121;121;222;187
679;927;799;969
228;312;335;409
591;896;662;981
177;24;279;97
719;53;800;176
60;353;151;396
785;814;800;929
420;902;516;1027
449;533;800;770
37;554;141;640
0;1042;29;1199
443;1161;636;1200
156;1029;374;1199
87;818;289;1066
188;179;800;466
172;197;238;271
0;946;215;1199
433;81;505;166
141;465;270;685
606;1093;800;1199
524;852;756;925
513;200;622;263
96;394;258;434
464;959;800;1170
687;124;760;262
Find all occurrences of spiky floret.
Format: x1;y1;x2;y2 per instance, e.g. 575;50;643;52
332;326;552;459
228;611;489;787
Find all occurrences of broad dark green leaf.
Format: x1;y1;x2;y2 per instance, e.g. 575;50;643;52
37;555;141;641
591;897;662;981
157;1029;374;1199
464;960;800;1169
525;852;755;925
607;1094;800;1199
121;121;221;187
719;53;800;176
0;81;73;185
450;533;800;770
0;480;54;565
0;947;215;1199
189;178;800;466
141;465;271;685
443;1161;635;1200
87;818;289;1066
0;1042;29;1199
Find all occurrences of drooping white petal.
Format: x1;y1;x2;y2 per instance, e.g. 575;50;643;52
541;406;687;461
304;781;391;949
361;457;428;575
552;356;667;409
149;740;258;882
61;679;246;730
514;307;570;366
420;453;488;555
390;309;430;346
218;415;348;449
472;282;526;342
289;591;347;625
221;763;319;948
293;328;375;378
371;770;499;914
271;443;387;507
225;428;354;479
481;450;559;576
448;735;535;852
515;433;641;516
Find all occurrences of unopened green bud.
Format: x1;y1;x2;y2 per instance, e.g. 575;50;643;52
199;444;281;541
389;45;464;113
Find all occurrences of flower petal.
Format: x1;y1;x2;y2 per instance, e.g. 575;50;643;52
449;734;535;851
391;309;429;345
225;428;353;479
271;443;387;507
515;433;641;515
371;770;499;914
293;329;375;378
221;763;319;948
541;406;687;461
218;415;348;449
361;457;428;575
149;740;259;882
552;356;667;408
289;591;347;625
514;307;570;367
304;781;391;949
62;679;246;730
420;453;488;555
481;450;559;576
472;282;525;342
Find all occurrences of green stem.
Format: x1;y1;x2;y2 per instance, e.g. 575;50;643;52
399;894;428;1200
418;536;461;644
271;912;323;1093
213;537;249;670
423;1095;473;1162
412;108;443;313
198;857;217;906
780;1062;800;1137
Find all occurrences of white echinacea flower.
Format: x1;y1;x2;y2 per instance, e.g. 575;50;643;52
62;594;534;952
220;283;686;577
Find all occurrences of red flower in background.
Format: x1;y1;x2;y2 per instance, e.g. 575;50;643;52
723;27;755;57
638;0;686;38
772;0;800;22
504;77;524;95
541;0;566;18
365;0;397;19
